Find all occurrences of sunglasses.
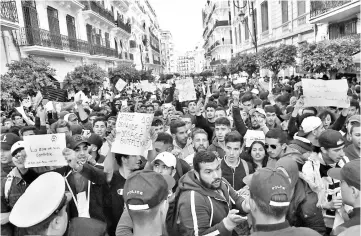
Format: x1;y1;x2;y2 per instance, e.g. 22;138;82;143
265;144;278;150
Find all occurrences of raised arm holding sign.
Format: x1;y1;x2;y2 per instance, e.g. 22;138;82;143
302;79;349;108
175;78;197;102
111;112;154;156
24;134;67;168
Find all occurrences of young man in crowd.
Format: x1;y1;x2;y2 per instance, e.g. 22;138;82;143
177;151;250;236
170;120;194;160
221;131;253;191
208;117;231;159
328;159;360;236
187;101;197;116
151;117;165;134
184;128;209;167
343;123;360;161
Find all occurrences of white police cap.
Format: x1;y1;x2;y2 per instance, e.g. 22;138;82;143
9;172;66;228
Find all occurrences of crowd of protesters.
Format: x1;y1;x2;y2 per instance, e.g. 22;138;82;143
0;73;360;236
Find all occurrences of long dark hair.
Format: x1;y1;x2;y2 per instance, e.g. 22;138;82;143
245;141;269;170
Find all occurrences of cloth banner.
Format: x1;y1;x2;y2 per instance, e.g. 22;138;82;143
175;78;197;102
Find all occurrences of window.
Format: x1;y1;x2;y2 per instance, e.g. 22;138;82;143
281;0;288;23
261;1;268;32
245;17;249;40
297;1;305;16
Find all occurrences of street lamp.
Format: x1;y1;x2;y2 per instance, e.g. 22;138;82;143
233;0;257;53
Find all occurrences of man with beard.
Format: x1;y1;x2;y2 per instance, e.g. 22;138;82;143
177;151;250;236
249;108;269;134
187;101;197;116
170;120;194;160
264;106;280;129
184;129;210;167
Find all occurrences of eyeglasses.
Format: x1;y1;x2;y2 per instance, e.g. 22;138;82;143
265;144;278;150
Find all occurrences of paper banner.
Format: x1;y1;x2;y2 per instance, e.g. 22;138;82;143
45;101;54;112
244;130;265;147
302;79;349;108
175;78;197;102
24;133;67;168
111;113;154;156
74;91;86;103
115;78;127;92
33;91;43;108
234;77;247;84
15;106;27;118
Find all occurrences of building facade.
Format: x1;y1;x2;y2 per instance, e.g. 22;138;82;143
160;30;177;73
202;1;233;71
193;41;205;73
177;52;196;76
0;0;163;84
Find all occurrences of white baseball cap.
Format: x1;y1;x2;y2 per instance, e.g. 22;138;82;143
11;141;25;156
152;152;177;169
298;116;322;137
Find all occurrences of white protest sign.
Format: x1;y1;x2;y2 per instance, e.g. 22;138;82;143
234;77;247;84
15;106;27;118
24;133;67;168
175;78;196;102
302;79;349;108
103;77;110;90
111;113;154;155
45;101;54;112
115;78;127;92
32;91;43;108
244;130;265;148
140;81;156;92
74;91;85;103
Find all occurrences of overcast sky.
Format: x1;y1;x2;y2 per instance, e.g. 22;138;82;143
150;0;205;55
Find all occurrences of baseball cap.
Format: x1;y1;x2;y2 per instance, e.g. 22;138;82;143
328;159;360;190
11;141;25;156
319;129;345;149
1;133;20;151
9;172;70;227
69;134;90;150
87;133;103;151
64;113;78;122
249;108;266;117
347;115;361;124
152;152;177;169
124;170;175;210
243;168;292;207
297;116;322;137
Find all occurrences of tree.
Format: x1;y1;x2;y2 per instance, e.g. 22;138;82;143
109;64;140;84
299;36;360;79
257;44;297;79
64;64;107;93
216;65;230;79
229;52;259;76
140;69;155;82
1;56;56;101
199;70;214;78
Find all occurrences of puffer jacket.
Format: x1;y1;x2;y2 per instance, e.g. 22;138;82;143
287;178;327;236
176;170;247;236
207;138;226;159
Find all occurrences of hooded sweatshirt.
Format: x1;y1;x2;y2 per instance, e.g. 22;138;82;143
176;170;247;236
208;138;226;159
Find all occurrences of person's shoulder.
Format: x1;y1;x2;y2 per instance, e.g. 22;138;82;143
289;226;321;235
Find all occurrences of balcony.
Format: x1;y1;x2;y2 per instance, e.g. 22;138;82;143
82;1;115;28
114;18;131;35
1;0;19;31
309;0;359;24
18;27;119;60
130;40;137;48
209;39;232;52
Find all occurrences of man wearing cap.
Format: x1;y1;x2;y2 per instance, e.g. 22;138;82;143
123;170;175;236
177;151;250;236
116;152;178;236
9;172;70;236
328;159;360;236
295;116;325;149
302;130;347;231
244;168;320;236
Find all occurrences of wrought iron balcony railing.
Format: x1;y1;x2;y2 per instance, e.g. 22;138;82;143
310;0;352;18
115;18;131;34
1;0;18;23
19;27;118;58
82;1;114;23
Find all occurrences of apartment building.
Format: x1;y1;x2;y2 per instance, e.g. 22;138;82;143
160;30;177;73
202;0;233;70
0;0;162;83
177;53;196;76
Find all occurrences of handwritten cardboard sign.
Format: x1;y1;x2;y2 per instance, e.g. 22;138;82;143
140;81;156;92
111;113;154;156
302;79;349;108
115;78;127;92
234;77;247;84
24;134;67;168
244;130;265;148
175;78;197;102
